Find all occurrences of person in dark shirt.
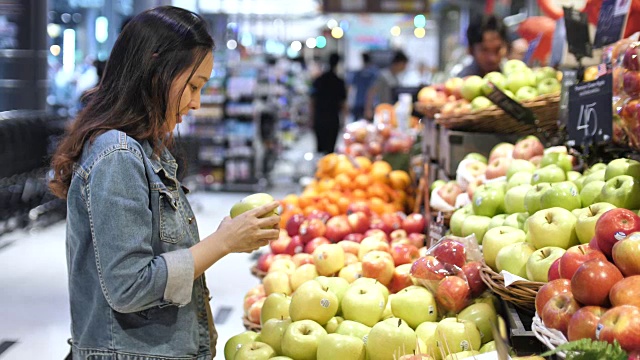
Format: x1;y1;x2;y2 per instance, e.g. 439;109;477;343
350;52;378;121
310;53;347;154
458;14;509;78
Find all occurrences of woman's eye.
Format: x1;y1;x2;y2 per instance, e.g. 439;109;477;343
190;85;198;91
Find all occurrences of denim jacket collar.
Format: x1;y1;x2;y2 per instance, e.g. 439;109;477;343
141;139;179;187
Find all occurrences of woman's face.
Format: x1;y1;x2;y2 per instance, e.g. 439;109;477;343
165;51;214;132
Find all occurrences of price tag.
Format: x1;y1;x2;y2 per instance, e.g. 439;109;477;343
484;83;536;125
558;68;580;126
563;6;592;61
594;0;632;48
567;73;613;147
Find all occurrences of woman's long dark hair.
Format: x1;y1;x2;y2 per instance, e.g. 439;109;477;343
50;6;214;199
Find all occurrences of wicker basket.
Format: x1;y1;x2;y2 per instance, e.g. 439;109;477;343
242;316;261;332
435;93;560;136
479;263;544;313
531;312;567;358
415;102;442;119
250;264;267;280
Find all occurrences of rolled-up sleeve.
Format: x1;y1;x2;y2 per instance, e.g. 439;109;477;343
87;148;194;313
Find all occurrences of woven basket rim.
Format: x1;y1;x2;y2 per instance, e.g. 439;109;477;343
531;312;567;359
250;264;267;280
479;262;544;311
242;315;262;332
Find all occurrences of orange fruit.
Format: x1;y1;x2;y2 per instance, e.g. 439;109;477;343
354;173;372;190
369;197;386;215
334;173;351;190
337;197;351;213
326;203;340;217
354;156;372;171
389;170;411;190
353;189;367;200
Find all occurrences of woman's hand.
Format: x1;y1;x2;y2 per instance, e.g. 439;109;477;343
216;201;281;254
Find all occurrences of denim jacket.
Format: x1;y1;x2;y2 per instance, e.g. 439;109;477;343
66;130;216;359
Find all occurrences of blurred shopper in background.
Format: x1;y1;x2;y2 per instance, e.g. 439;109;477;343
349;52;378;121
310;53;347;154
364;50;409;120
509;37;530;61
458;14;509;77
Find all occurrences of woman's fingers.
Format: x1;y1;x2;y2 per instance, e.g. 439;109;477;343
258;228;280;240
257;214;281;229
248;201;281;218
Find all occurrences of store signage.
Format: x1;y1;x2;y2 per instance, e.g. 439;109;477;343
563;6;592;61
485;83;536;125
594;0;632;48
558;68;580;127
323;0;428;13
567;73;613;147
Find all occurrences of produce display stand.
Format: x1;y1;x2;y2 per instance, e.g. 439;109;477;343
501;300;552;357
479;264;544;313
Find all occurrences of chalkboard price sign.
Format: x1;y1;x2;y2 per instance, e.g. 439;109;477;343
567;73;613;147
485;82;536;125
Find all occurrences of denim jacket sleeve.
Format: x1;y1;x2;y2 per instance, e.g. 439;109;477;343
86;147;194;313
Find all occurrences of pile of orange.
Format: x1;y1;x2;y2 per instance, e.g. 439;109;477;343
279;153;415;227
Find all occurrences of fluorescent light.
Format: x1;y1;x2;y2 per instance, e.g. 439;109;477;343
306;37;317;48
226;39;238;50
390;26;401;37
290;41;302;52
95;16;108;43
315;36;327;48
62;28;76;73
331;27;344;39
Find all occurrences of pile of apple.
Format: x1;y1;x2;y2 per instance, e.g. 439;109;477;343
534;208;640;354
340;119;416;158
417;59;561;117
617;41;640;149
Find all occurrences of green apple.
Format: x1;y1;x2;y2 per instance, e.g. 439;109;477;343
430;180;447;192
381;293;394;320
473;293;500;314
503;212;529;230
315;276;350;314
515;86;539;101
507;172;533;190
391;285;438;329
464;152;488;164
290;264;319;292
504;89;516;99
583;169;605;186
505;184;533;214
537;77;561;95
527;207;578;250
461;75;485;101
260;318;291;355
436;318;482;356
281;320;327;360
270;357;293;360
585;163;607;176
580;180;605;207
471;96;493;110
366;318;417;360
444;351;481;360
506;159;536;180
573;176;586;192
495;242;536;278
230;193;277;218
472;186;505;217
234;341;276;360
341;282;386;327
485;180;508;193
461;215;492;244
524;183;551;214
324;316;344;334
599;175;640;209
572;203;618;244
458;302;498;344
336;320;372;343
260;293;291;326
352;277;389;303
415;322;440;360
479;341;496;353
488;214;508;230
482;226;526;270
605;158;640;181
525;246;566;282
506;70;535;93
449;205;474;236
531;165;566;184
540;152;573;173
503;59;528;75
539;181;581;211
289;279;338;325
482;71;507;95
317;333;366;360
224;331;260;360
534;66;558;83
567;171;582;182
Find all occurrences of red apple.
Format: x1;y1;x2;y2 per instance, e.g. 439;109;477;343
485;157;512;180
589;236;601;251
291;253;314;267
361;250;395;286
624;70;640;97
285;213;305;237
418;246;428;257
629;351;640;360
612;232;640;276
364;229;389;243
571;259;624;306
343;233;365;243
541;293;581;335
303;236;331;254
390;243;421;266
437;182;462;207
380;213;404;235
407;233;426;248
430;238;467;268
513;136;544;160
244;284;265;299
389;263;414;294
338;240;361;256
283;235;304;255
595;208;640;258
247;297;265;324
273;254;292;261
558;244;607;280
436;276;471;314
623;44;640;71
358;236;391;260
270;235;291;254
548;258;561;281
609;275;640;308
299;218;327;244
347;201;372;217
257;253;275;272
597;305;640;353
410;256;450;281
536;279;572;315
306;209;331;224
390;229;408;243
243;294;264;316
529;155;543;167
367;140;383;156
325;215;352;243
466;177;484;198
489;143;515;163
369;216;387;233
347;211;370;234
403;213;427;234
459;261;487;297
567;306;607;341
444;77;464;98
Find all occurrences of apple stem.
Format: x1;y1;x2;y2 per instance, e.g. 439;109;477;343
545;213;553;224
398;318;402;327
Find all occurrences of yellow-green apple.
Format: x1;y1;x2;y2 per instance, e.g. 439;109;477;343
390;243;420;267
479;341;496;353
257;253;275;272
338;262;363;283
458;302;498;344
403;213;427;234
436;318;482;356
539;181;581;211
362;250;395;286
524;183;551;214
291;253;314;267
583;169;605;186
503;59;528;75
443;351;480;360
464;152;488;164
299;218;327;244
317;333;366;360
496;242;536;278
411;256;450;282
585;162;607;175
541;293;581;335
506;159;536;180
341;282;386;327
289;264;318;291
230;193;277;218
436;276;471;314
324;316;344;334
358;236;391;260
482;71;507;94
599;175;640;209
505;184;533;214
488;214;508;230
579;180;605;206
557;244;606;280
471;95;493;110
567;306;607;341
281;319;327;360
336;320;372;343
503;212;528;230
489;143;515;163
595;208;640;257
459;261;487;297
482;226;526;270
224;331;260;360
247;297;266;324
260;317;291;355
534;66;557;82
315;276;350;314
391;285;438;328
260;293;291;326
325;215;352;243
449;205;474;236
541;152;573;173
366;318;417;360
605;158;640;181
612;232;640;276
472;185;505;218
571;259;623;306
268;257;296;275
573;176;586;192
313;244;345;276
285;213;305;236
353;275;390;303
263;271;292;296
508;172;533;190
461;215;492;244
234;341;276;360
574;203;618;245
364;229;390;243
567;171;582;183
535;279;572;315
461;75;484;101
389;264;414;294
437;181;463;207
531;165;566;185
527;207;578;250
596;305;640;353
304;236;331;254
515;84;537;100
430;238;466;268
390;229;408;244
415;322;440;360
537;77;561;95
381;294;394;320
526;246;566;282
485;157;512;180
289;279;338;325
609;275;640;307
430;180;447;192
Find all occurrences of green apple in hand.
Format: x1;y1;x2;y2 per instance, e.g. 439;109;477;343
324;316;344;333
506;159;536;180
495;242;536;278
472;186;505;217
524;183;551;214
230;193;277;218
526;246;566;282
281;320;327;360
436;318;482;356
341;282;386;327
449;205;474;236
336;320;372;343
289;279;338;325
488;214;508;230
507;172;533;190
541;152;573;173
234;341;276;360
539;181;581;211
224;331;260;360
531;165;566;184
503;212;529;230
366;318;417;360
605;158;640;181
580;180;605;207
482;226;526;270
505;184;533;214
260;293;291;326
527;207;578;250
415;322;440;360
599;175;640;209
260;318;291;355
461;215;492;244
572;203;617;244
391;285;438;329
458;302;498;344
317;333;366;360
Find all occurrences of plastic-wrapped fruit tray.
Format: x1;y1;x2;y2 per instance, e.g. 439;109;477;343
479;263;544;313
531;312;568;359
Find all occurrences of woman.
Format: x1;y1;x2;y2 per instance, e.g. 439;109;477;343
49;6;280;359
